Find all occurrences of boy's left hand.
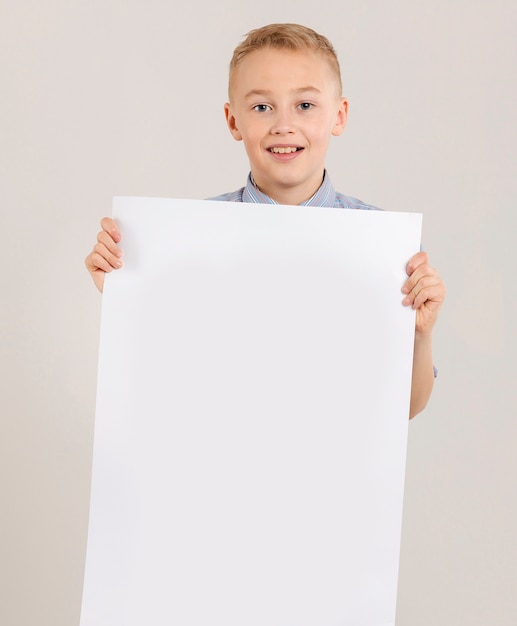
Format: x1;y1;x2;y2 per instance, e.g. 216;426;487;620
402;251;446;336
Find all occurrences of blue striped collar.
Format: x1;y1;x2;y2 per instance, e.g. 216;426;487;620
242;170;337;207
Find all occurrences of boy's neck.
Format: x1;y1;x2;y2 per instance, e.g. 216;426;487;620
252;172;325;206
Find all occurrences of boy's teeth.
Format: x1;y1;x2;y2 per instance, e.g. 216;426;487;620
270;146;298;153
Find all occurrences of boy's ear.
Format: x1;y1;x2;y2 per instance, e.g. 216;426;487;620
331;97;349;137
224;103;243;141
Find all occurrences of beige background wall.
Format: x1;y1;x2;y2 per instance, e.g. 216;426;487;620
1;1;515;624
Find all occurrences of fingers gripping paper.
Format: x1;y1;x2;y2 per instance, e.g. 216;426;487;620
81;197;421;626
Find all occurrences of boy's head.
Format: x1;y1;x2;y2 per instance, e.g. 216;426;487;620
225;24;348;205
228;23;342;99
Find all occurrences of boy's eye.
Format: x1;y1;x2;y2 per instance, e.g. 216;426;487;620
298;102;314;110
252;104;271;112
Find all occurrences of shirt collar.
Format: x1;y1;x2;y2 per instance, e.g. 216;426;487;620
242;170;338;207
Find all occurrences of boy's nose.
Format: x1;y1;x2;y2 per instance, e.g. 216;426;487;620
271;111;295;135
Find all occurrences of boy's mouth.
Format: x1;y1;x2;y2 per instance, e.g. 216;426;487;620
268;146;304;154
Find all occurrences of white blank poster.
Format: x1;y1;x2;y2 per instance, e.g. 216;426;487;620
81;197;422;626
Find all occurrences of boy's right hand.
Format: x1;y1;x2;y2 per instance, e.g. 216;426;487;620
84;217;123;293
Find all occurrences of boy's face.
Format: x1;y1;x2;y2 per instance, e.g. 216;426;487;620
225;47;348;204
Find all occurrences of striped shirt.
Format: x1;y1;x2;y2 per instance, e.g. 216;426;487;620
208;171;380;210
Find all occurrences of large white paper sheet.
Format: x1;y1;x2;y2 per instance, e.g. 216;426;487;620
81;197;422;626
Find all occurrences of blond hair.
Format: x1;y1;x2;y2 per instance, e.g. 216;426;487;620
229;23;342;96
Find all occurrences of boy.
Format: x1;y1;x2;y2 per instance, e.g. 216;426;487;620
85;23;445;418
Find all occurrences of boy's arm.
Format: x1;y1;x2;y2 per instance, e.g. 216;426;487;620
402;251;446;419
85;217;123;293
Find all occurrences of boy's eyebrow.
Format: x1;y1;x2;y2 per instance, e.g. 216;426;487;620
244;86;322;99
